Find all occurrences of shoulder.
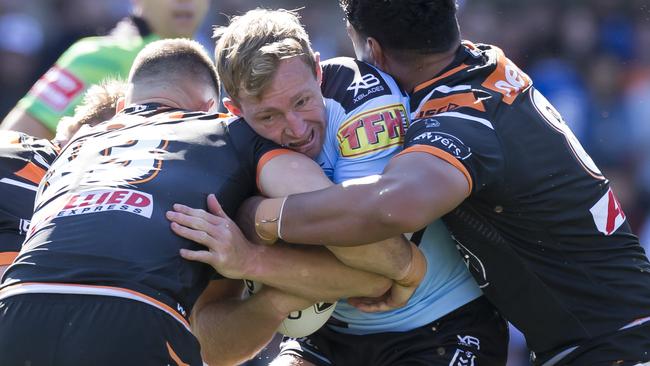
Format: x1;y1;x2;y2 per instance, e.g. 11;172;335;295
321;57;401;114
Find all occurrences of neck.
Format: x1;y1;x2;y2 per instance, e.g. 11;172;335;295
390;43;460;93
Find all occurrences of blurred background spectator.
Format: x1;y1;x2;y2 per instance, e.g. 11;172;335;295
1;0;648;364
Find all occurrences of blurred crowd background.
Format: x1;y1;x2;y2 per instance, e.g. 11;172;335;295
1;0;649;364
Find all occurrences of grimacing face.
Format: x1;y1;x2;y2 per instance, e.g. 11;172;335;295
134;0;209;39
232;56;327;159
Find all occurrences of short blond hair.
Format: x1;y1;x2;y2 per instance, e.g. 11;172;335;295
54;79;126;142
214;8;317;102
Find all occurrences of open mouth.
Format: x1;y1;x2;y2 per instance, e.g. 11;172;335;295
288;130;315;149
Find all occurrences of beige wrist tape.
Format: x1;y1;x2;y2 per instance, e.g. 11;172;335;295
395;242;427;287
254;197;285;245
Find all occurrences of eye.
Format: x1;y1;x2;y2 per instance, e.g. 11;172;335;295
258;114;274;123
295;97;309;108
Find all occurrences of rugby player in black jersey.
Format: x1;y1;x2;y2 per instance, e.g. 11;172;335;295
0;39;394;366
0;80;125;278
246;1;650;365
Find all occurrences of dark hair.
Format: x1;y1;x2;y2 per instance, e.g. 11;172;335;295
340;0;460;55
129;38;220;96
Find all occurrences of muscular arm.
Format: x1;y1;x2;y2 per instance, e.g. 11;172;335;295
267;152;469;245
258;153;413;280
0;108;54;139
191;279;312;366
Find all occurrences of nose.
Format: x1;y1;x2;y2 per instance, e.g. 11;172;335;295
284;111;308;138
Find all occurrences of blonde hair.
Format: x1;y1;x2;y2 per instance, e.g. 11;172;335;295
54;79;127;142
214;8;317;102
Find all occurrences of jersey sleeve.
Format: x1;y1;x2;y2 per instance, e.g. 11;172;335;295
17;38;126;132
400;115;504;194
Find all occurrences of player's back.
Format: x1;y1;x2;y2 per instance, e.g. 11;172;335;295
0;132;58;266
2;103;277;317
407;41;650;357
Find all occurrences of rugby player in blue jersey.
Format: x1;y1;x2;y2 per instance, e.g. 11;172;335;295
245;1;650;365
167;8;507;366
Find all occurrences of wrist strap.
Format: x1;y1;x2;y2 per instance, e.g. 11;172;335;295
254;197;285;245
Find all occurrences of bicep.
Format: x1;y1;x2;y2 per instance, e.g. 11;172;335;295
376;151;469;232
0;108;54;139
258;152;332;197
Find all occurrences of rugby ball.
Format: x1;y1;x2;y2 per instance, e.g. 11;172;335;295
243;279;336;337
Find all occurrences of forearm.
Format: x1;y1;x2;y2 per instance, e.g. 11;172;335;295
258;153;469;245
326;235;413;280
192;287;300;366
244;243;391;302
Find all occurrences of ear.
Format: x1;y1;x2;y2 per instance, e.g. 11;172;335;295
223;98;243;116
314;52;322;84
115;97;126;113
367;37;387;71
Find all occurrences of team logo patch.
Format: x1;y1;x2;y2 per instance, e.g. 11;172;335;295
482;47;531;105
347;73;382;99
337;104;408;158
30;66;84;111
57;189;154;219
412;129;471;160
589;188;626;235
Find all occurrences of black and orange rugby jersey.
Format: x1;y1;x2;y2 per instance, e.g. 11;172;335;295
1;103;287;321
403;42;650;362
0;132;58;266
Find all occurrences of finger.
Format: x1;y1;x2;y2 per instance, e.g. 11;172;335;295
179;248;214;265
172;203;222;225
166;210;219;233
170;222;217;248
207;194;228;219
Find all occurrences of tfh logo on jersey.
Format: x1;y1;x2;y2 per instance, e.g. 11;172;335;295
347;73;383;101
590;188;626;236
59;189;154;219
337;104;408;158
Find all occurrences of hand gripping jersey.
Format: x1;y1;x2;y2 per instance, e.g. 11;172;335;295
403;41;650;362
317;57;481;335
0;103;285;329
16;17;158;132
0;132;58;266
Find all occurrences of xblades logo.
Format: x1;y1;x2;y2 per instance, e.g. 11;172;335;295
347;73;380;97
315;302;334;313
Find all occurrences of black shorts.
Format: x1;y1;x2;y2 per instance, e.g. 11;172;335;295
277;296;509;366
0;293;203;366
538;320;650;366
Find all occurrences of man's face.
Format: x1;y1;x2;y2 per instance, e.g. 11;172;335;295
234;57;327;159
135;0;209;39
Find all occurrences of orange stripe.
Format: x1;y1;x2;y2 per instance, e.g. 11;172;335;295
256;148;293;191
397;145;473;194
413;63;471;93
415;92;486;119
14;162;46;185
0;252;19;265
166;342;190;366
2;282;190;329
